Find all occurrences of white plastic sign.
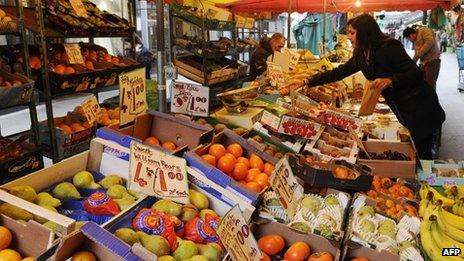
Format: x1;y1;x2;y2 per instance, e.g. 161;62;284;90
119;68;147;126
170;81;209;117
64;43;84;64
129;141;189;204
80;95;100;124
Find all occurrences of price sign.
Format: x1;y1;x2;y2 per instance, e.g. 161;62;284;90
64;44;84;64
277;116;322;140
283;49;300;71
119;68;147;126
323;109;362;131
260;110;281;131
129;141;189;204
269;155;304;217
266;62;285;87
170;81;209;117
80;95;100;124
69;0;88;17
217;205;261;261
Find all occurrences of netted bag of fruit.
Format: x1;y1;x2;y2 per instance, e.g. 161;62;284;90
183;213;221;245
132;208;178;251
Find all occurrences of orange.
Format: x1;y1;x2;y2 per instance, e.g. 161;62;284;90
224;153;237;162
21;258;34;261
65;67;76;74
253;173;269;189
246;168;261;182
0;249;21;261
109;109;119;120
245;182;262;193
249;154;264;172
85;60;94;70
54;64;66;74
29;56;41;69
284;241;311;261
232;163;248;181
263;163;275;176
258;234;285;255
0;226;12;250
70;123;85;132
217;155;235;174
237;157;250;169
227;143;243;158
201;154;217;167
71;251;97;261
144;136;160;146
58;123;72;135
209;144;226;160
162;141;177;151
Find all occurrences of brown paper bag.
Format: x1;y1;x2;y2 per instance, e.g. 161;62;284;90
358;80;381;116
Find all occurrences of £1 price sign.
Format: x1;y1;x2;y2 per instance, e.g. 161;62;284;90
80;95;100;125
129;141;189;204
119;68;147;126
217;205;261;261
64;43;85;64
170;81;209;117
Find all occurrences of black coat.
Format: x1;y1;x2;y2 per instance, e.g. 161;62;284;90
250;38;273;80
308;39;445;140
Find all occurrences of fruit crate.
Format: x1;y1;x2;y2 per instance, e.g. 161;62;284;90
0;8;19;33
174;56;238;86
0;68;35;109
171;3;236;31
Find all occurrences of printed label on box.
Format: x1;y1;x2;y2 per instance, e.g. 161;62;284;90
170;81;209;117
129;141;189;204
64;43;85;64
119;68;147;126
260;110;281;131
81;95;100;124
277;116;322;140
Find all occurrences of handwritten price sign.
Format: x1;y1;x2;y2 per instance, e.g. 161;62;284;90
64;43;84;64
269;156;304;217
277;116;322;140
80;95;100;124
266;62;285;87
217;205;261;261
129;141;189;204
170;81;209;117
69;0;88;17
119;68;147;126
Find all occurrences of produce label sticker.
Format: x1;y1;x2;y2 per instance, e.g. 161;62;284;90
269;156;304;217
69;0;88;17
170;81;209;117
323;109;362;131
129;141;189;204
277;115;322;140
217;205;261;261
119;68;147;126
64;43;84;64
80;95;100;124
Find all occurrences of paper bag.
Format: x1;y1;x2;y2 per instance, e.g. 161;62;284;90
358;80;381;116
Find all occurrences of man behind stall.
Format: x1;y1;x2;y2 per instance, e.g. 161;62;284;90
249;33;286;80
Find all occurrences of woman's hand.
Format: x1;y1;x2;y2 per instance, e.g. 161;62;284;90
371;78;392;91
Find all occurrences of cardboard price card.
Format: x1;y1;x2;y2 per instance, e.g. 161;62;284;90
119;68;147;126
277;115;322;140
64;43;85;64
217;205;261;261
269;155;304;217
260;110;281;131
170;81;209;117
266;62;285;87
69;0;88;17
129;141;189;204
80;95;100;124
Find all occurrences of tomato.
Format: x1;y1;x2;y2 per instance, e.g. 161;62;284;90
307;252;333;261
258;234;285;255
259;252;271;261
284;241;311;261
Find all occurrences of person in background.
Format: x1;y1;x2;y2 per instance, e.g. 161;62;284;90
403;26;441;90
249;33;286;80
440;30;448;53
285;14;445;160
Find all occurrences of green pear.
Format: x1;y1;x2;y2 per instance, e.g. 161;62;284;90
197;244;220;261
173;240;198;261
128;189;142;199
115;228;140;246
207;243;223;257
114;198;136;211
99;175;124;189
137;231;170;256
52;182;81;200
189;189;209;210
36;192;61;207
186;255;209;261
73;171;101;189
151;199;182;217
33;205;57;224
107;185;135;200
181;204;199;222
0;203;33;221
9;185;37;202
158;256;176;261
43;221;58;231
199;209;218;220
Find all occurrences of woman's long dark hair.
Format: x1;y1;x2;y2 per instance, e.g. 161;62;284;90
348;14;389;66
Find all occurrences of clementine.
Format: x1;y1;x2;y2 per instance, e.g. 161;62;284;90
0;226;12;250
144;137;160;146
253;173;269;188
162;141;177;151
237;157;250;169
245;182;262;193
263;163;275;176
209;144;226;160
227;143;243;158
249;154;264;171
246;168;261;182
217;155;235;174
0;249;21;261
70;123;85;132
201;154;217;167
58;123;72;135
232;163;248;181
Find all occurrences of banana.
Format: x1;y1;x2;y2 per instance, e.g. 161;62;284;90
419;182;430;200
439;205;464;230
421;183;455;207
436;208;464;243
452;200;461;215
458;199;464;217
445;186;461;200
419;196;432;218
429;215;464;258
420;215;462;261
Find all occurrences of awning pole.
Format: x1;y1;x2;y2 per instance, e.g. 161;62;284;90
287;0;292;48
156;0;167;112
322;0;327;55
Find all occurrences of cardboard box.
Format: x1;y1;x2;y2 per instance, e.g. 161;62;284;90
212;107;264;130
0;140;147;235
0;214;54;258
39;222;150;261
417;159;464;186
357;141;416;179
252;122;306;153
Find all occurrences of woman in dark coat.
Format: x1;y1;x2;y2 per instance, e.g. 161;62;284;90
297;14;445;159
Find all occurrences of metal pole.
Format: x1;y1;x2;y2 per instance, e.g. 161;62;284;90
322;0;327;55
156;0;167;112
287;0;292;48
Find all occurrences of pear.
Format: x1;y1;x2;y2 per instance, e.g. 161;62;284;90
186;255;209;261
207;243;223;257
0;203;33;221
36;192;61;207
173;240;198;261
73;171;101;189
137;231;170;256
107;185;135;200
9;185;37;202
197;244;220;261
151;199;182;217
114;198;136;211
181;204;199;222
128;189;142;199
99;175;124;189
33;205;57;224
158;256;176;261
189;189;209;210
52;182;81;200
199;209;218;220
115;228;140;246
